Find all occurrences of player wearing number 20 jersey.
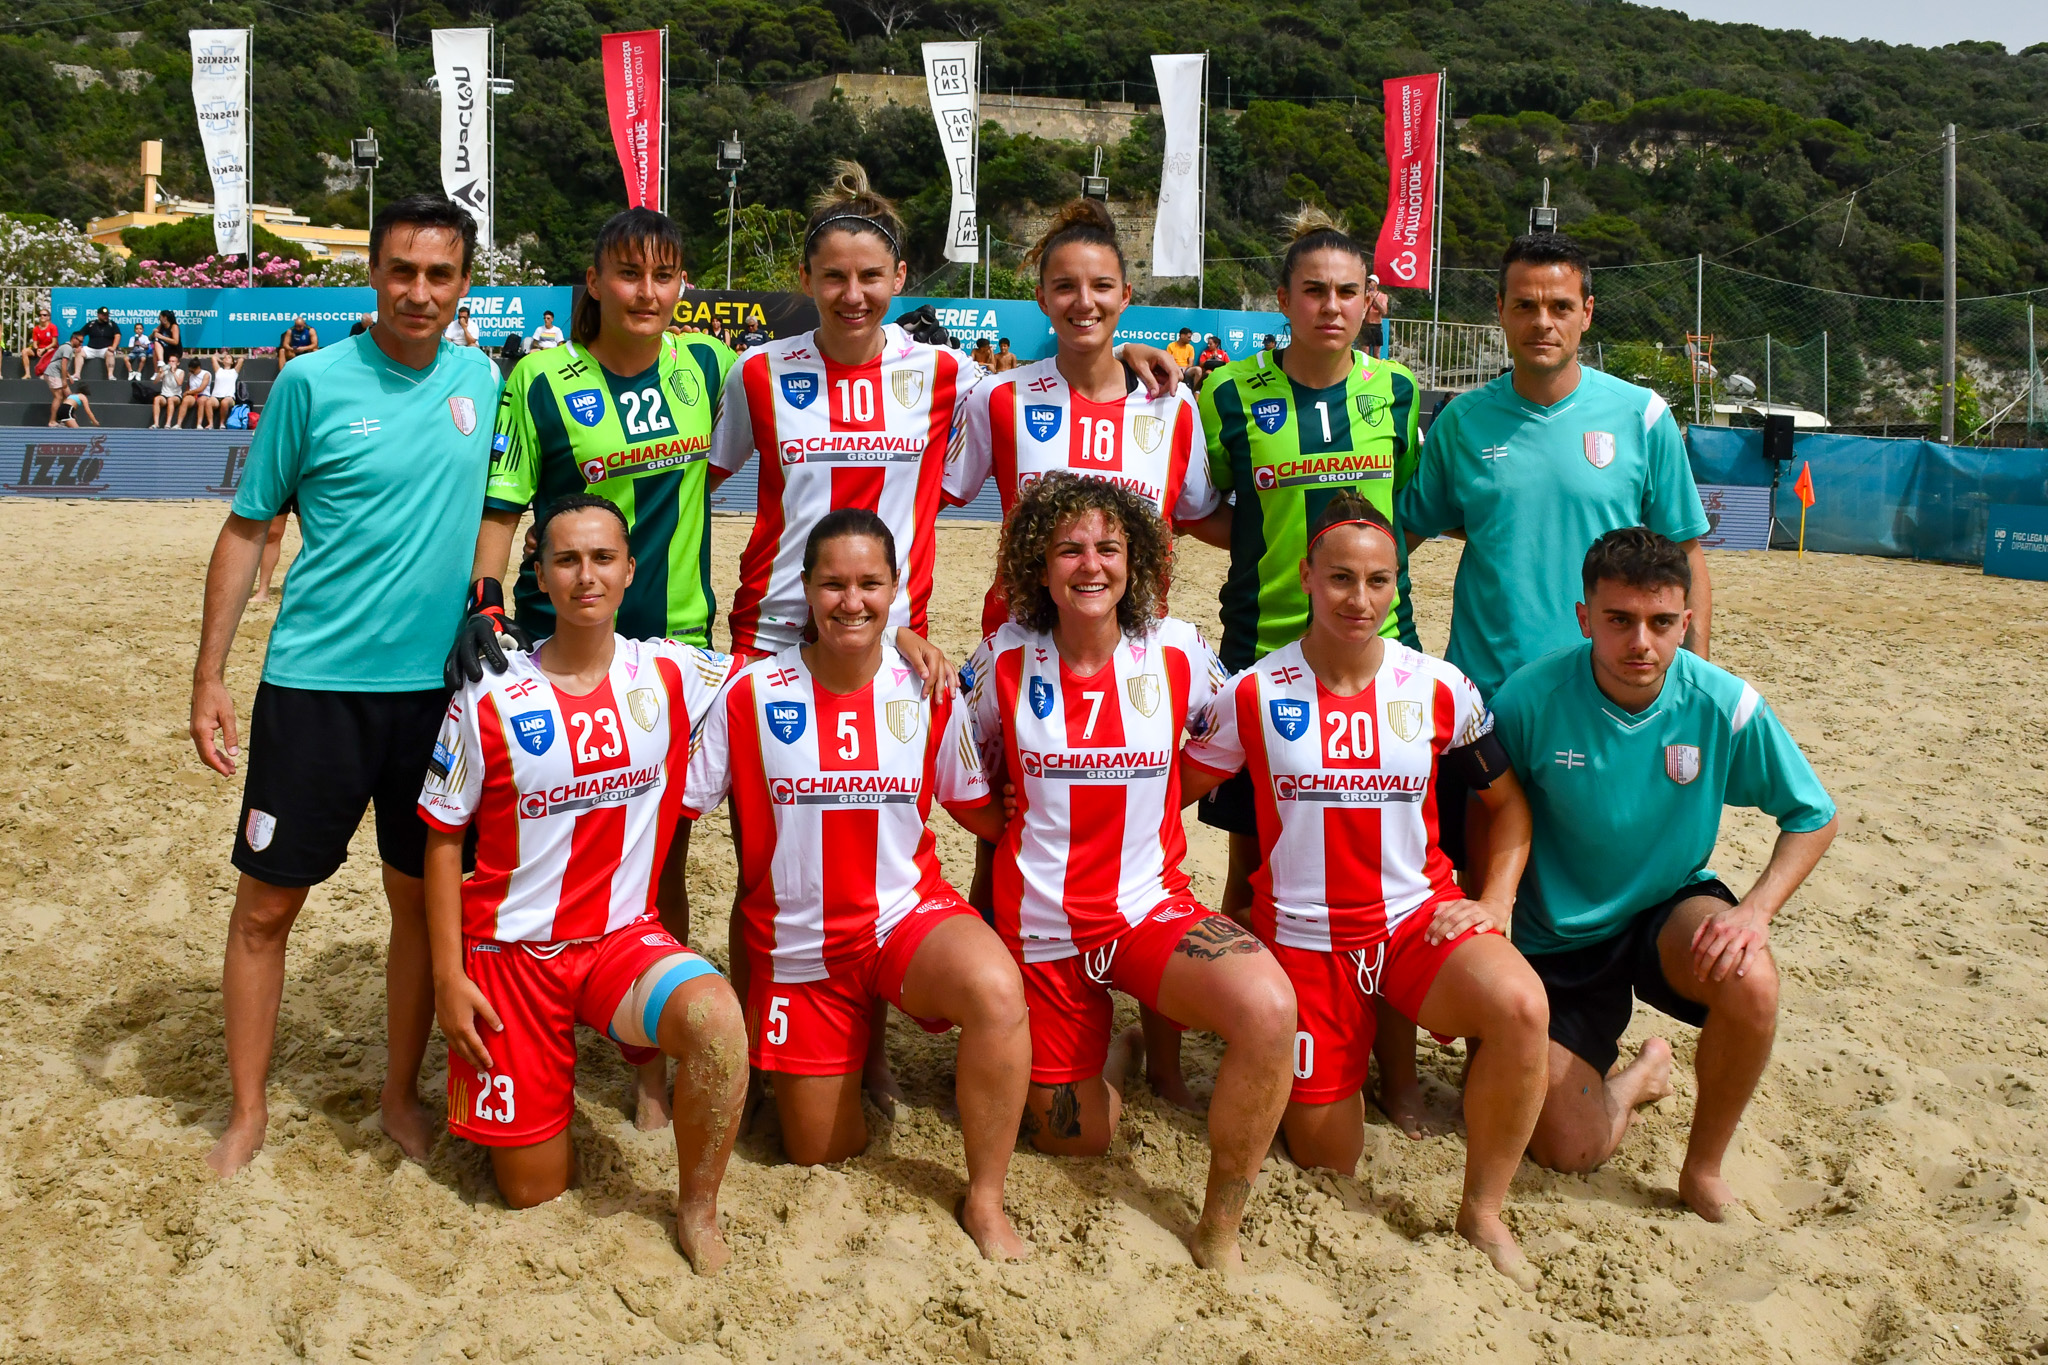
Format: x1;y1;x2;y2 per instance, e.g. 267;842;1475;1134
486;334;737;644
946;358;1219;634
710;324;967;658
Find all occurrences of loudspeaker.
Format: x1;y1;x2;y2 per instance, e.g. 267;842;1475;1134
1762;412;1796;464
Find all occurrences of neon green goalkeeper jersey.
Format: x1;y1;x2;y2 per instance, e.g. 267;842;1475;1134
486;333;736;644
1199;348;1423;670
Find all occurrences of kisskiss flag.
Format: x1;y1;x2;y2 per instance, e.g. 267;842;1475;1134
1374;73;1441;290
601;31;664;209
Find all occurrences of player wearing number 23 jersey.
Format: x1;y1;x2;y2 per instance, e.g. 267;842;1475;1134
945;358;1219;634
417;636;733;1145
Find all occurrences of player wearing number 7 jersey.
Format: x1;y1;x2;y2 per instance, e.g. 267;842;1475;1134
1179;493;1550;1290
420;497;747;1274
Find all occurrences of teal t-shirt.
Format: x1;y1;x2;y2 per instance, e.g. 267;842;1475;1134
1490;643;1836;955
1397;367;1710;698
232;332;502;691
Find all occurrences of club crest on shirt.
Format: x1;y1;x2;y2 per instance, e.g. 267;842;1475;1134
892;370;925;409
765;701;807;744
1025;404;1062;442
780;372;818;409
1584;431;1616;468
1133;415;1164;453
885;699;922;744
448;395;478;435
1269;698;1310;741
566;390;605;427
1665;743;1701;784
1385;699;1425;743
1127;674;1160;718
1252;398;1287;434
669;365;702;407
510;710;555;755
1355;393;1389;427
626;688;661;731
1029;676;1054;719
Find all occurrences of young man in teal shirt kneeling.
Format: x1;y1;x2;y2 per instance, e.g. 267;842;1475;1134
1490;529;1836;1221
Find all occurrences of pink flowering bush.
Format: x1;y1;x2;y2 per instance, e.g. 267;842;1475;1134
129;252;307;289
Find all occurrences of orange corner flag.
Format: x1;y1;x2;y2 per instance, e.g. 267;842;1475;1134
1793;460;1815;508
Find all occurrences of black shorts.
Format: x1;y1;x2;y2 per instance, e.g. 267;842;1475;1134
1363;321;1385;346
1521;879;1737;1075
232;683;451;887
1197;768;1257;836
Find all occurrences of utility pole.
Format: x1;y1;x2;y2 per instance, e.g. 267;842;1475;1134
1822;329;1829;425
1197;52;1210;309
1693;253;1703;424
1941;122;1957;444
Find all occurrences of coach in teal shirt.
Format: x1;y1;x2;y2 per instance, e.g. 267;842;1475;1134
1490;527;1835;1224
188;196;502;1181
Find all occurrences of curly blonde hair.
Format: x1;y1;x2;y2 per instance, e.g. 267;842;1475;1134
997;472;1172;636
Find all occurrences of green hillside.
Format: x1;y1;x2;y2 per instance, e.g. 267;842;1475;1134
2;0;2043;306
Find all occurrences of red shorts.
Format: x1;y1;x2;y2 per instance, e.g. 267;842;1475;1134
1020;896;1214;1086
448;922;707;1147
747;894;974;1076
1268;909;1495;1104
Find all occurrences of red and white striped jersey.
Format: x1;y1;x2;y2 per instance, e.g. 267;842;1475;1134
967;618;1229;961
681;643;989;984
710;324;968;657
1182;640;1492;951
945;358;1219;635
418;637;733;943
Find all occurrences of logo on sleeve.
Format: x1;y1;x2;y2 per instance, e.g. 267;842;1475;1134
1384;700;1424;743
1269;698;1310;741
566;390;605;427
511;711;555;755
492;432;509;453
1252;399;1287;434
1664;744;1701;784
1029;676;1054;719
1584;431;1616;468
766;701;807;744
1025;405;1062;442
780;373;818;409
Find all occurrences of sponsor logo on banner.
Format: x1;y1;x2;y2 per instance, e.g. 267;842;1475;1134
1127;675;1160;718
626;688;660;731
1665;744;1701;784
885;699;921;743
244;808;275;852
1133;415;1164;452
566;390;605;427
766;702;807;744
511;710;555;755
1252;399;1287;434
1385;699;1424;743
1584;431;1616;468
1025;405;1062;442
1029;676;1054;719
892;370;925;409
780;372;818;409
449;396;477;435
1269;698;1310;741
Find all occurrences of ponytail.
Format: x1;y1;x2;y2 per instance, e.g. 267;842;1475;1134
803;162;905;266
1279;204;1368;291
1022;197;1123;280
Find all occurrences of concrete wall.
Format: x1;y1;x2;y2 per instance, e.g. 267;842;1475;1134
773;74;1145;146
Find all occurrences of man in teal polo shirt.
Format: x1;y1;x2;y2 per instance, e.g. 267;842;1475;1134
1491;529;1836;1222
189;196;501;1178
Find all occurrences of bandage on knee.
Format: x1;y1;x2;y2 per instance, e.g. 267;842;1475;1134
611;953;720;1049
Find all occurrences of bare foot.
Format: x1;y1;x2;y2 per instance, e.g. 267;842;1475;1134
634;1057;673;1132
1457;1206;1540;1290
674;1203;732;1276
956;1195;1031;1262
1626;1038;1677;1107
863;1052;903;1115
1372;1075;1432;1139
206;1109;267;1177
1106;1025;1145;1096
1678;1165;1736;1223
378;1088;434;1162
1146;1059;1207;1115
1187;1217;1245;1274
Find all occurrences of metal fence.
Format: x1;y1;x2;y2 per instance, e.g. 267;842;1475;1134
0;288;49;354
1385;318;1510;390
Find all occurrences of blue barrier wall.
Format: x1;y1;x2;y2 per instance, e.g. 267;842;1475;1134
53;286;574;350
890;297;1289;363
1685;427;2048;564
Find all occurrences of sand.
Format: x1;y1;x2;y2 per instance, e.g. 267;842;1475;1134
1;498;2046;1364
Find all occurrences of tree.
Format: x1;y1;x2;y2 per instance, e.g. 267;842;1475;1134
0;214;118;289
843;0;922;40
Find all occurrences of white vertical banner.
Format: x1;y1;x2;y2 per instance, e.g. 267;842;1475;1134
188;29;251;258
922;41;980;264
1150;53;1206;278
433;28;493;247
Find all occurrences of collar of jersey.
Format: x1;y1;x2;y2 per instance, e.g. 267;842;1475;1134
361;330;444;386
1581;652;1669;731
1503;368;1588;421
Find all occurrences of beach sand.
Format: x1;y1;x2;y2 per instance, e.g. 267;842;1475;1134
1;499;2044;1363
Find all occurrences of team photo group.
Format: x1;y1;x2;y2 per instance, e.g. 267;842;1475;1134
186;163;1837;1290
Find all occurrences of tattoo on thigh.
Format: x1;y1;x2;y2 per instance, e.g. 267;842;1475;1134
1048;1082;1082;1139
1174;917;1264;961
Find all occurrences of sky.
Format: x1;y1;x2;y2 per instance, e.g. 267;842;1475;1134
1657;0;2042;52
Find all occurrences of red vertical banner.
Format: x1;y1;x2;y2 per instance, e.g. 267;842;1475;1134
601;30;664;209
1374;73;1440;290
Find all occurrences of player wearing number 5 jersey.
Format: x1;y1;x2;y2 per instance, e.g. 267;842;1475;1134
1180;494;1550;1290
966;474;1296;1274
682;509;1033;1262
420;497;747;1274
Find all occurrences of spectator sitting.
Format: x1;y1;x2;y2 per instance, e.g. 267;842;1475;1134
1198;334;1228;369
51;374;99;427
443;306;479;347
150;356;186;428
208;352;241;427
24;308;57;377
178;360;213;429
531;310;564;349
972;337;994;369
126;323;154;379
1167;326;1196;370
992;336;1019;372
151;310;182;368
348;312;374;337
736;326;770;352
75;307;122;381
279;316;319;365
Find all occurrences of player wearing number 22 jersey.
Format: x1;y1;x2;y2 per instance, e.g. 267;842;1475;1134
680;642;991;1073
966;618;1230;1082
711;324;967;658
1181;639;1498;1102
417;637;733;1146
945;358;1219;634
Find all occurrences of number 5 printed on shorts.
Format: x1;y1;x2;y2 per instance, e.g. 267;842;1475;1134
766;996;791;1047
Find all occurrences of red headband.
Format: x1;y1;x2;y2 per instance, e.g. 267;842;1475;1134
1306;517;1396;555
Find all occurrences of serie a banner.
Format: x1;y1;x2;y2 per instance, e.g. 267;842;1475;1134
1374;73;1440;290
